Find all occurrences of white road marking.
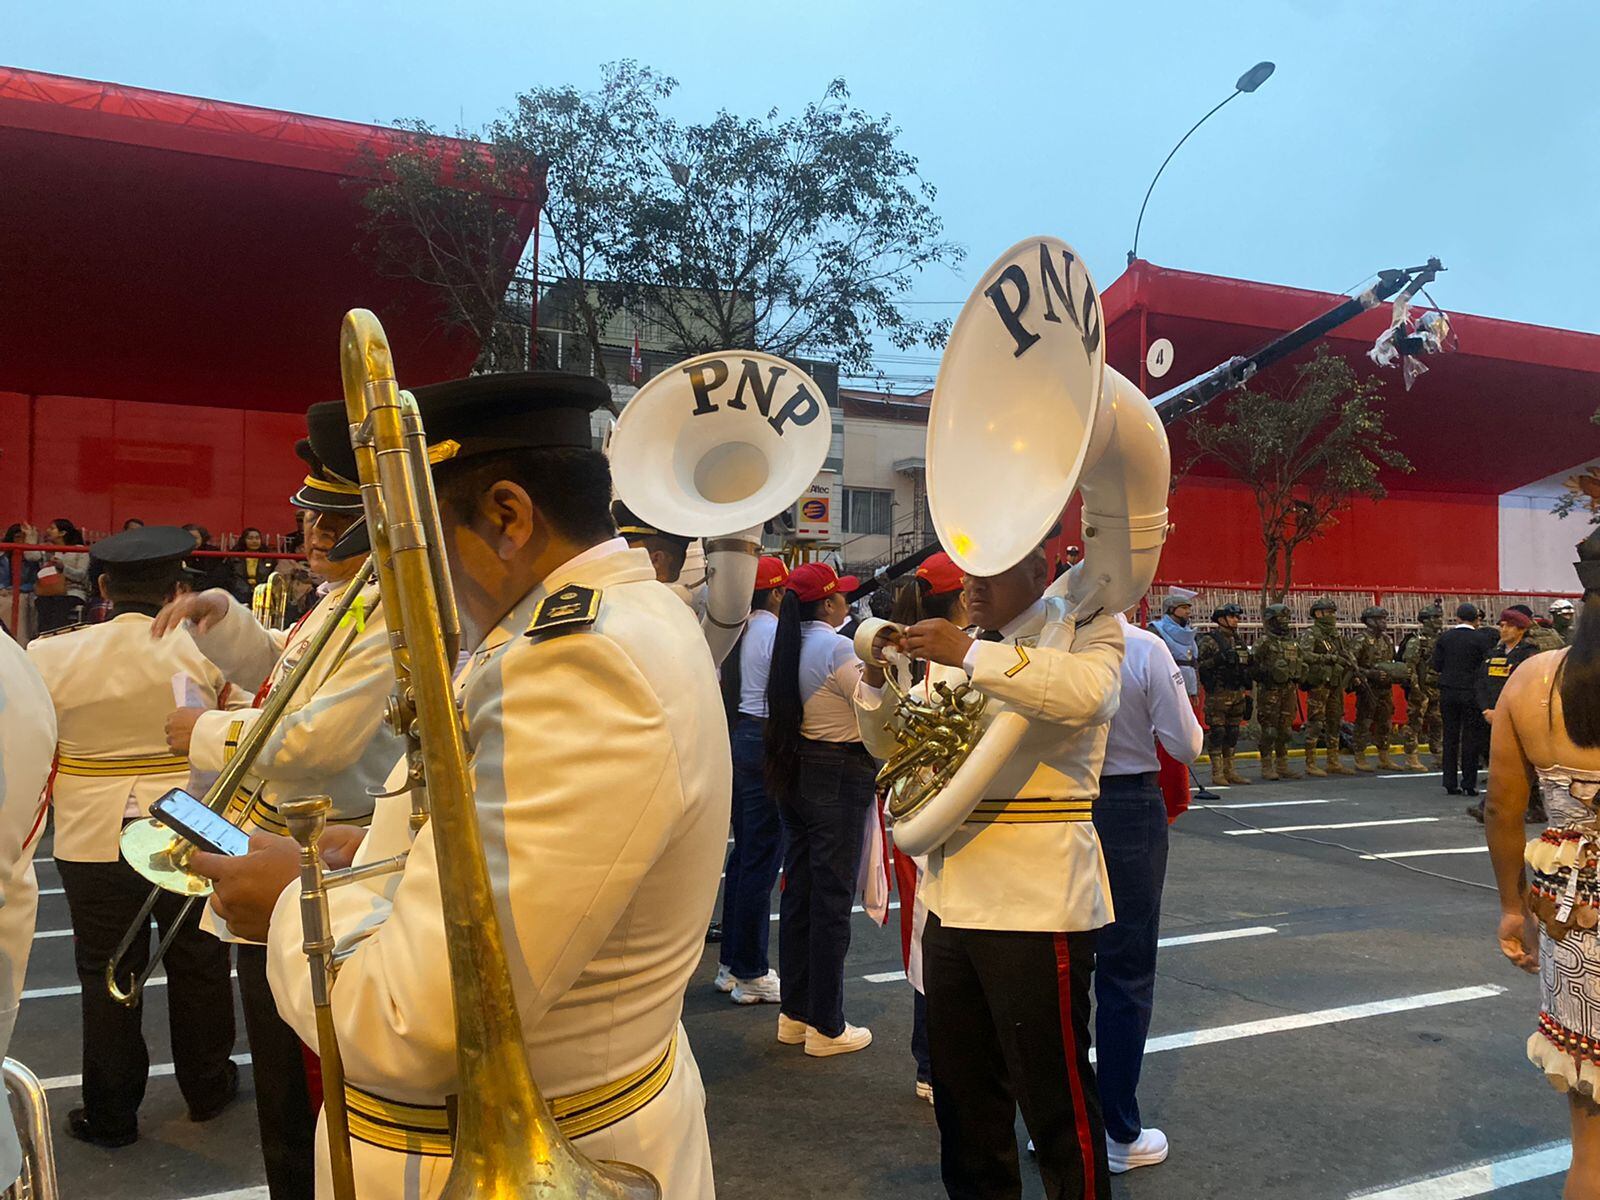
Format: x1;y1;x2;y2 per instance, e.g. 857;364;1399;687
41;1053;252;1092
1224;818;1438;837
1159;925;1278;947
1361;846;1488;861
772;902;900;923
38;888;62;896
23;969;236;1001
33;929;71;940
1118;984;1505;1061
1346;1140;1570;1198
861;926;1280;983
1192;799;1339;810
1377;773;1437;780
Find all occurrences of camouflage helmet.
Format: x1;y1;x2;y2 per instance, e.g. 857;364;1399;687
1212;603;1245;621
1417;604;1443;625
1309;596;1338;616
1360;604;1389;625
1263;603;1293;631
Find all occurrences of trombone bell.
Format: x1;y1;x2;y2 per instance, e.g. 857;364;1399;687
116;818;213;897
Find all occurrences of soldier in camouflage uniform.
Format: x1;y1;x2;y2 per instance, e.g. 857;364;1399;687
1298;597;1354;776
1350;605;1415;771
1198;603;1253;786
1401;605;1444;770
1250;603;1303;781
1550;598;1577;646
1524;601;1566;653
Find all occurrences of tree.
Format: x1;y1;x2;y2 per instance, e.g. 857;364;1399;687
497;61;677;381
613;78;964;374
1180;350;1412;603
351;122;538;371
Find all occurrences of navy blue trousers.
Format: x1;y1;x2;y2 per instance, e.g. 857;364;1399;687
1091;772;1170;1145
719;717;785;979
776;739;874;1038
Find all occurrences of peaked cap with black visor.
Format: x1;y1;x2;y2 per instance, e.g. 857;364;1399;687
308;373;614;562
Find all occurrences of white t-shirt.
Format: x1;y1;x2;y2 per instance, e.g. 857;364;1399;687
797;621;864;743
1102;615;1205;775
738;609;779;718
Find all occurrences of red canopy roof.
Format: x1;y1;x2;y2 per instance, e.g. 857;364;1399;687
0;67;543;412
1103;259;1600;494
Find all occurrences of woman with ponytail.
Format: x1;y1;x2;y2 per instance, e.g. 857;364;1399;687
765;561;874;1057
1486;528;1600;1198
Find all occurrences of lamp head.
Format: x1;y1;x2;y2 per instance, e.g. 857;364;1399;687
1237;61;1275;93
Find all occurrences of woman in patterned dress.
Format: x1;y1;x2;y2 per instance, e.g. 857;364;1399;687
1486;530;1600;1200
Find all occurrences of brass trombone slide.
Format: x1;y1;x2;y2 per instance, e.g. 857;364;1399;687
104;558;377;1007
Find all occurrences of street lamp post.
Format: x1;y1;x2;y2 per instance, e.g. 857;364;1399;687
1128;61;1276;266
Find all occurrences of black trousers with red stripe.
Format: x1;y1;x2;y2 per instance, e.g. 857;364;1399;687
923;912;1111;1200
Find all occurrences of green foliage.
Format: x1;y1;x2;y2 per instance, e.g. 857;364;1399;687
615;77;963;373
354;62;960;380
351;122;536;371
1181;350;1412;601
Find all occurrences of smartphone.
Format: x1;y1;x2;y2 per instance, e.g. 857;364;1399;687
149;789;252;857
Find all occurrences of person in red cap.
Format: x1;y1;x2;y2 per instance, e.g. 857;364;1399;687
885;551;969;1102
711;555;793;1004
1467;606;1544;822
763;560;877;1057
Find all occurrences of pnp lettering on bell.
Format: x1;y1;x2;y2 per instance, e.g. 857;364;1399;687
984;241;1102;360
683;356;823;435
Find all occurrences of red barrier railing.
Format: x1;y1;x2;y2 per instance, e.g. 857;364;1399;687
2;543;305;640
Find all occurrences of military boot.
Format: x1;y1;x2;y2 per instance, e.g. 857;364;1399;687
1375;745;1396;770
1403;751;1425;772
1259;755;1280;782
1276;751;1301;780
1222;752;1250;785
1352;746;1375;772
1208;756;1226;789
1327;748;1355;775
1304;747;1328;777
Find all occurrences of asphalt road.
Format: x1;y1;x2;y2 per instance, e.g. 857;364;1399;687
11;769;1574;1199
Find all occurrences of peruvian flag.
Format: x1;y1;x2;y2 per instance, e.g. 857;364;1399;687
628;327;643;383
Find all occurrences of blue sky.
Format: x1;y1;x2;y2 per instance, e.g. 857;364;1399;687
11;2;1597;386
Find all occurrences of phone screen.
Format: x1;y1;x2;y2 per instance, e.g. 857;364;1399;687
150;789;252;857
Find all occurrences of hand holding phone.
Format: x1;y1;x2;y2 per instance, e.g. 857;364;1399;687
150;789;251;857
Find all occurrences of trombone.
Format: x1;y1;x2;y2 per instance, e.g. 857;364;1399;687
103;558;377;1006
283;310;657;1199
251;571;290;629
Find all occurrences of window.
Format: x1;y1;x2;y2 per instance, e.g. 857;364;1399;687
844;488;894;535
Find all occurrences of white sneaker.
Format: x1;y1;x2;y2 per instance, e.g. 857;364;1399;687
776;1013;810;1045
914;1079;933;1104
712;965;735;994
804;1023;872;1058
1106;1127;1169;1174
730;971;781;1005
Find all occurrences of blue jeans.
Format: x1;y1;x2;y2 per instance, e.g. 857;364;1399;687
1092;772;1170;1145
719;718;785;979
777;739;874;1038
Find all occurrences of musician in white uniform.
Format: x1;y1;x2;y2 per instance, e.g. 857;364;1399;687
154;411;399;1200
856;541;1121;1200
613;499;698;610
27;526;241;1148
198;373;730;1199
0;630;53;1188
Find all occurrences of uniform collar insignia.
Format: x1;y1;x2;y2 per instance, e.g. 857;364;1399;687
526;584;602;639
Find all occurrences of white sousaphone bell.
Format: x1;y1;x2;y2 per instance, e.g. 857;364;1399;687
608;350;834;665
855;236;1174;856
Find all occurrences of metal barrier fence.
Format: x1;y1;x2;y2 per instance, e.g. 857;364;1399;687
1;543;305;644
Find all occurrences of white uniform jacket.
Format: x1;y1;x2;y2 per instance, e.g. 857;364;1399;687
27;613;239;863
855;601;1122;933
0;634;52;1188
187;578;396;836
267;543;731;1200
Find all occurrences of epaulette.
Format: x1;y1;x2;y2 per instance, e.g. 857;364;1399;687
31;622;86;640
525;584;602;640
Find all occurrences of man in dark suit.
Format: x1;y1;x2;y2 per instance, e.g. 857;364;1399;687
1431;603;1497;797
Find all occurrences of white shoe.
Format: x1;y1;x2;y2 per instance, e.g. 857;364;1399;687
730;971;781;1005
776;1013;810;1045
914;1079;933;1104
712;965;735;994
1106;1127;1169;1174
804;1023;872;1057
